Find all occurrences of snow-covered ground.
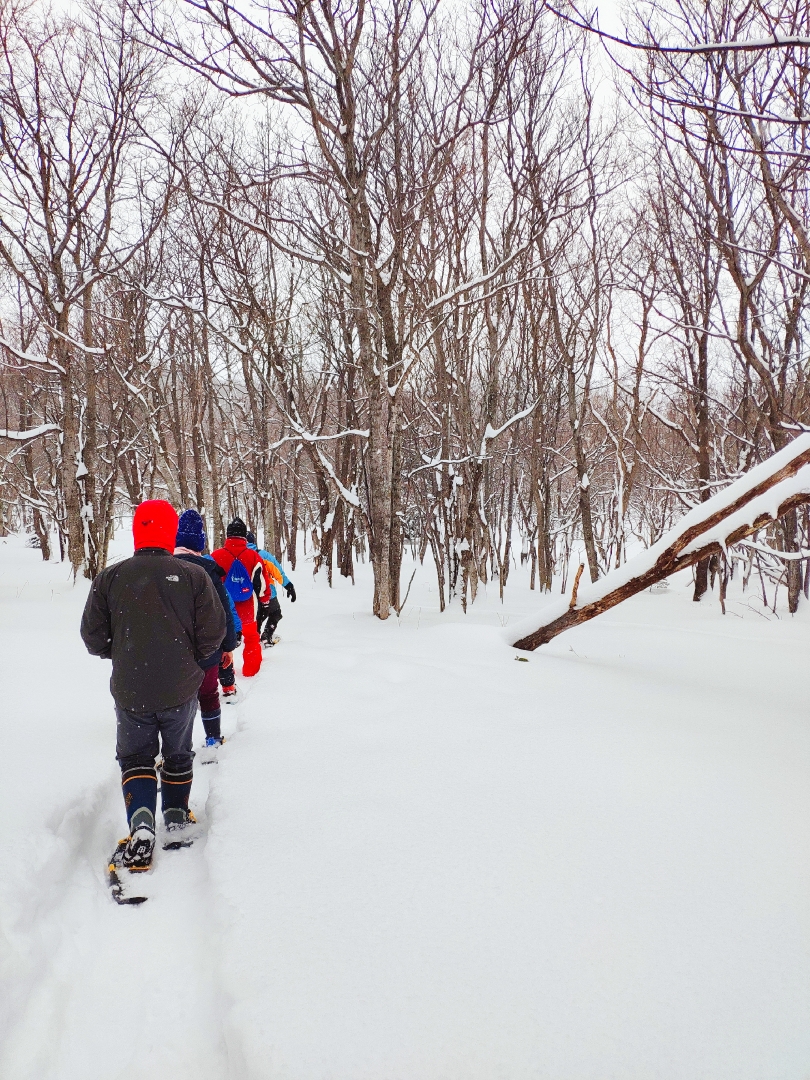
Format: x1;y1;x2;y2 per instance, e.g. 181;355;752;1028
1;531;809;1079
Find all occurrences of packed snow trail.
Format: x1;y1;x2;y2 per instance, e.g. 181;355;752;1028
1;533;810;1078
0;537;259;1079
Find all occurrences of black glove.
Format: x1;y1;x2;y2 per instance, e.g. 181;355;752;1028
285;582;296;603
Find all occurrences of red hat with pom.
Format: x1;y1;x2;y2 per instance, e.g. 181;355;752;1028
132;500;179;552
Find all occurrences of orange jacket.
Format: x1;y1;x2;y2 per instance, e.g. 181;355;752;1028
259;556;283;588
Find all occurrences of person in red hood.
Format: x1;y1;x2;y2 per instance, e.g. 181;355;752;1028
210;517;270;678
80;500;226;873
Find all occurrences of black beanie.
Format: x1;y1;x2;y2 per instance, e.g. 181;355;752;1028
226;517;248;539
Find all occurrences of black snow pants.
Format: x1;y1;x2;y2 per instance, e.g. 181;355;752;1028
256;596;282;641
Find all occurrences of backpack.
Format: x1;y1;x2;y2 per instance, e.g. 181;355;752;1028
223;553;254;603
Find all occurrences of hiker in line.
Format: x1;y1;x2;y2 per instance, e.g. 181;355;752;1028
173;508;237;746
219;595;240;699
80;500;225;871
246;529;296;646
211;517;270;678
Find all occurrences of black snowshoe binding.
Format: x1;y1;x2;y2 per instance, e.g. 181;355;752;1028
108;840;148;904
122;809;156;872
162;808;198;851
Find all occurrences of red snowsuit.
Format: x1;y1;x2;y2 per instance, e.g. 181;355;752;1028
211;538;270;678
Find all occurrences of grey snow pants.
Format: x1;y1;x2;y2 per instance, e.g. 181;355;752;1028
115;695;197;773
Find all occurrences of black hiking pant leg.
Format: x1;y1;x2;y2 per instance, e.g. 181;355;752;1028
259;596;282;641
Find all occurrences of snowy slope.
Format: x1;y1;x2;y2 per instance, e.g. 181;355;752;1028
1;533;809;1079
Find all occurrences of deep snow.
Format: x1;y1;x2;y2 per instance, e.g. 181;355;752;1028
1;532;809;1079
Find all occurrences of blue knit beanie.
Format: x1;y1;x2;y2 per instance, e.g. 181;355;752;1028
176;509;206;552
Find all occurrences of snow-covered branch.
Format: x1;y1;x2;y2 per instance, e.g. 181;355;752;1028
478;400;540;461
0;337;66;375
0;423;61;442
511;435;810;650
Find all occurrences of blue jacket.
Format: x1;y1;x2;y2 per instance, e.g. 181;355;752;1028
175;552;238;657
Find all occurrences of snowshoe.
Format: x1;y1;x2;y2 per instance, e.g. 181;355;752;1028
162;808;198;850
200;735;225;766
261;634;280;648
107;838;148;905
121;825;156;872
164;807;196;832
222;685;237;701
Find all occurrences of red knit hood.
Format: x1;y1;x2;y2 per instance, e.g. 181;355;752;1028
133;500;178;552
223;536;248;556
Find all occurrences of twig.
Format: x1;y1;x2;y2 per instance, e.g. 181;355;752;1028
396;570;417;616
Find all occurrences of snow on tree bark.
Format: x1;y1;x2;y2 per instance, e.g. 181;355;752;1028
512;435;810;651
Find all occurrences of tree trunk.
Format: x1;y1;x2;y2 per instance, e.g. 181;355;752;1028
58;321;86;577
388;419;403;610
81;282;100;577
21;398;51;560
692;333;712;601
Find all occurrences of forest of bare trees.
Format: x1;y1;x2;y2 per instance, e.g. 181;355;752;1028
1;0;808;619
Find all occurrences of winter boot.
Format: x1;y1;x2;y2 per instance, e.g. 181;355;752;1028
200;733;225;766
121;765;157;831
219;657;236;695
160;764;193;822
202;709;222;742
260;600;282;646
122;807;156;871
164;807;197;831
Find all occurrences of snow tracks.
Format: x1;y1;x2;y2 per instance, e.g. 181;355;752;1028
0;676;262;1080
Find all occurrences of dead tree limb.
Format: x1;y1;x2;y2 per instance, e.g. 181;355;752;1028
512;435;810;650
568;563;585;610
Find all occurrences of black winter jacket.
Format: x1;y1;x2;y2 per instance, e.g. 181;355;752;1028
174;552;238;656
80;548;226;713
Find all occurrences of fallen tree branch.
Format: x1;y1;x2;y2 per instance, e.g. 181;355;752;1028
511;435;810;650
568;564;585;610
